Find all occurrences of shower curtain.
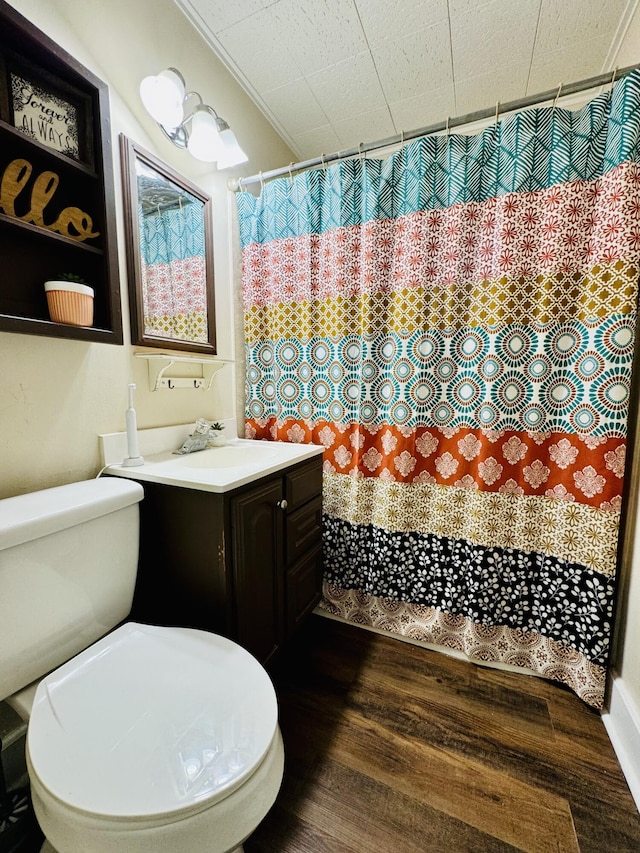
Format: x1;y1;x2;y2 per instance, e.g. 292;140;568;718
140;201;208;343
237;71;640;708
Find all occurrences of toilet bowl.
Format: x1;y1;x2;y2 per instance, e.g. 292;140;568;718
26;623;284;853
0;479;284;852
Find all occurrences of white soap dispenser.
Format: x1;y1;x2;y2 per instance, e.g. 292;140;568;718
122;383;144;467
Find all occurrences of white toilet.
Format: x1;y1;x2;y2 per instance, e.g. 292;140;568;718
0;477;284;853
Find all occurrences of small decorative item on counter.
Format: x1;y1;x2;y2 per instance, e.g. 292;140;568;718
208;422;226;447
44;273;94;326
173;417;211;455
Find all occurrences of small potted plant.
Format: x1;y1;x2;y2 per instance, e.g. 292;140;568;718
208;422;226;446
44;273;94;327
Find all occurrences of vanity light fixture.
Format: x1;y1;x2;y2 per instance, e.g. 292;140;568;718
139;68;248;169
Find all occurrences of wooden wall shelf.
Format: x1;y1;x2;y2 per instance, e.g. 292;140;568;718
135;352;234;391
0;1;123;345
0;212;105;253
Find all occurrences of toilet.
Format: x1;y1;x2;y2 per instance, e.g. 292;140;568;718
0;477;284;853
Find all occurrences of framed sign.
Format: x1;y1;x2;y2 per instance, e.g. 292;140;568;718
0;51;92;167
10;70;80;159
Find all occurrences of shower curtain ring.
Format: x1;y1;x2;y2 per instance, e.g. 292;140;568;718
552;82;563;110
445;116;451;137
288;162;294;184
358;142;366;161
610;66;618;88
320;153;326;170
259;171;264;192
494;101;500;127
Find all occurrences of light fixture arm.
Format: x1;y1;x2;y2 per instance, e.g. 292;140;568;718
183;100;222;125
158;121;188;150
158;91;201;147
182;90;206;115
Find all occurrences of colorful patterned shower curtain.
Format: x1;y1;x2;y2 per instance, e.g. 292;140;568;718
140;201;208;343
237;71;640;708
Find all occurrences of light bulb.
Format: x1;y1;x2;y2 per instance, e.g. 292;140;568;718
187;107;224;162
140;69;185;128
216;127;248;169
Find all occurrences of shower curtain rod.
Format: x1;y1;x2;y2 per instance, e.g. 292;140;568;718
229;63;639;192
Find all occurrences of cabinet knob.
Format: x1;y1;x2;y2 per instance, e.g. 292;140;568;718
277;499;288;510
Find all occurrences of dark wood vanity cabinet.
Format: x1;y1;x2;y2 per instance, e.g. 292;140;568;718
129;455;323;665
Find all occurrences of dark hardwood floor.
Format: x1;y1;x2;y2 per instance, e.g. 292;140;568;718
250;614;640;853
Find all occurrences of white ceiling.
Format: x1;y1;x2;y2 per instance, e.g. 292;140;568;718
175;0;639;165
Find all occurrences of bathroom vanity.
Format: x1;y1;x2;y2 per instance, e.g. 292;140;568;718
104;436;324;665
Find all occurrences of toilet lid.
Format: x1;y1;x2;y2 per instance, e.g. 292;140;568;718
27;623;279;821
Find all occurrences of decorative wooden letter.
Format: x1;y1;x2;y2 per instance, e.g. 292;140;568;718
0;158;32;217
0;157;100;242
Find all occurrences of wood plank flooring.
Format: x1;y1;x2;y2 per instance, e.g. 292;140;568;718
249;614;640;853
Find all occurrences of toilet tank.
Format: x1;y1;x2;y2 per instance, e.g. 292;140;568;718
0;477;144;702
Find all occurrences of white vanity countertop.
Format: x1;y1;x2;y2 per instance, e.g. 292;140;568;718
101;424;324;493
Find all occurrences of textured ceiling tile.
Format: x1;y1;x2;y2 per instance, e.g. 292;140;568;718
450;0;540;80
527;36;615;94
216;5;303;92
448;0;509;16
332;105;396;149
455;58;531;115
616;4;640;66
374;19;453;103
355;0;449;45
388;84;456;133
260;78;330;136
291;124;342;160
305;52;387;123
176;0;271;35
534;0;629;54
274;0;368;76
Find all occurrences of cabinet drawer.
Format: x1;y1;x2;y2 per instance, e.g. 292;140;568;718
285;457;323;510
286;495;322;565
287;544;323;635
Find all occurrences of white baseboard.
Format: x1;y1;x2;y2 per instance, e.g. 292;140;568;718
602;674;640;813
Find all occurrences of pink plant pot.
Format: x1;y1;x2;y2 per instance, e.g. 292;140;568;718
44;281;94;327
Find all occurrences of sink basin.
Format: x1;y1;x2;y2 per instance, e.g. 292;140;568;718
105;435;324;493
179;443;280;469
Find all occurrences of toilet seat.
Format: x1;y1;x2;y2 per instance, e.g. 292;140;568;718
27;623;279;824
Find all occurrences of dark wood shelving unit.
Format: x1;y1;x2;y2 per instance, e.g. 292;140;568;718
0;0;122;344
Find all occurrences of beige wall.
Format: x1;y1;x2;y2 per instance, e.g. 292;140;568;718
0;0;293;498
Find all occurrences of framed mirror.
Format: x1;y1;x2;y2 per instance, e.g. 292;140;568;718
120;135;216;353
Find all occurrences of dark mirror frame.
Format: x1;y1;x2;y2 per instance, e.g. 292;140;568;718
119;134;216;354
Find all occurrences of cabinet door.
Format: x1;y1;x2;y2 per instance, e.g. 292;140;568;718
230;479;284;663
